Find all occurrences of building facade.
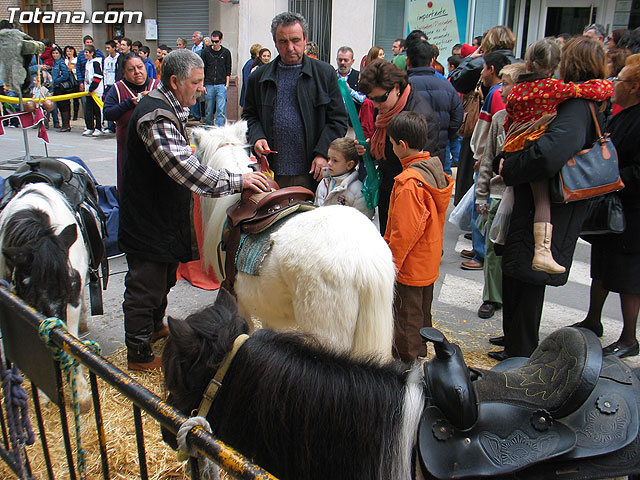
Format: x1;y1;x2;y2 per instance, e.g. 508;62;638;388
0;0;633;87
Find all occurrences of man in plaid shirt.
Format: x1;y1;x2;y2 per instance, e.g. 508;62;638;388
119;49;269;371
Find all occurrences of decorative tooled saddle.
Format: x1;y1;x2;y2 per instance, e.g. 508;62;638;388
221;174;315;292
418;327;640;479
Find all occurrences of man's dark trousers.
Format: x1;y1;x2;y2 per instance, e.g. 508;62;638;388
123;255;178;361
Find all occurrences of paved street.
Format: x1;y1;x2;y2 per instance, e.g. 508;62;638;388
2;123;636;366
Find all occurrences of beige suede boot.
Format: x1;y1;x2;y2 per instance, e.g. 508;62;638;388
532;222;566;274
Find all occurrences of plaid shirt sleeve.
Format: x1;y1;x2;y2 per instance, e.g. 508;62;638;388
138;118;243;197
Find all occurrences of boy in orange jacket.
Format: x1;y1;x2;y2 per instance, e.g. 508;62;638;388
385;111;455;361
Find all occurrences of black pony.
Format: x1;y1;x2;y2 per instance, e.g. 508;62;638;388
0;183;92;410
164;290;640;480
163;288;423;480
2;207;81;319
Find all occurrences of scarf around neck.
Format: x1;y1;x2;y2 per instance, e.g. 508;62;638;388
370;84;412;160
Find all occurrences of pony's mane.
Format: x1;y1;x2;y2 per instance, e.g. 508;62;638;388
2;208;79;319
163;293;411;480
193;121;256;276
191;121;253;174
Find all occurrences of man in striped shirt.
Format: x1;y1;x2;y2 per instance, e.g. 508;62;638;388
119;49;269;371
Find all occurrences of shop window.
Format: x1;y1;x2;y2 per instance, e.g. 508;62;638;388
21;0;54;42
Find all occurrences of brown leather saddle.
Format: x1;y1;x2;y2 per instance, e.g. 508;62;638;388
418;327;640;479
221;176;315;292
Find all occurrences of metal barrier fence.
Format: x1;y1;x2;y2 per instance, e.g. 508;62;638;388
0;285;278;480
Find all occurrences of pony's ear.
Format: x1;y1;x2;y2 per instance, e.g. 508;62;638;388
58;224;77;252
167;315;198;351
231;120;248;143
2;246;32;269
215;287;239;315
190;127;203;149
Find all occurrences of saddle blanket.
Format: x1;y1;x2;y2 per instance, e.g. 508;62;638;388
235;212;301;276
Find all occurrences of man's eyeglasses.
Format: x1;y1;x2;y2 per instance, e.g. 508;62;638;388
612;77;632;83
368;88;392;103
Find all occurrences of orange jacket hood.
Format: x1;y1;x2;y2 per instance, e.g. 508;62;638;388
385;152;454;286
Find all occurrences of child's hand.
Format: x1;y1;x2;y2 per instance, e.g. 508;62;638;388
477;204;489;217
355;139;368;157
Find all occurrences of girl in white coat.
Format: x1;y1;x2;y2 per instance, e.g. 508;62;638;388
315;138;373;219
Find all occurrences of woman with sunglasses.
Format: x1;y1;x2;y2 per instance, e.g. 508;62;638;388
576;54;640;358
358;59;440;233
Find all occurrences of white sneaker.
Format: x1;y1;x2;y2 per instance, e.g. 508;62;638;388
82;129;94;136
92;130;103;137
102;129;114;134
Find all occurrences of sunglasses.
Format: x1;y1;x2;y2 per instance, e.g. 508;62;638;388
212;39;220;43
368;88;392;103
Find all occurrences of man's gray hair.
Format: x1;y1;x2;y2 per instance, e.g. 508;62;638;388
583;23;606;38
193;31;203;40
161;49;204;87
271;12;308;40
337;46;354;57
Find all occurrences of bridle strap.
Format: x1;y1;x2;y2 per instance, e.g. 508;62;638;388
196;334;249;419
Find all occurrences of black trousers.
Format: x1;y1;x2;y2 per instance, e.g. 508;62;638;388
453;136;474;206
123;255;177;360
502;274;546;357
84;94;102;130
378;186;392;235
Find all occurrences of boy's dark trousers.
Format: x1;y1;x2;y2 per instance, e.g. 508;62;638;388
393;282;434;361
84;93;102;131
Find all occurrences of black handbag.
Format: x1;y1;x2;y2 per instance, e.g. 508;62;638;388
58;71;78;93
580;193;626;235
550;102;625;203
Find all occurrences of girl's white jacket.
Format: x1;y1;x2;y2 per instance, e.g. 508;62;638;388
314;169;373;219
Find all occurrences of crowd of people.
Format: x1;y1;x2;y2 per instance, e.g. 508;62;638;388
2;14;640;371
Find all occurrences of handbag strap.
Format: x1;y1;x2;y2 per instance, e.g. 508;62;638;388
587;102;604;142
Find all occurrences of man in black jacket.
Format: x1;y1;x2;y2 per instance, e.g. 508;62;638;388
406;40;462;174
242;12;347;189
201;29;231;126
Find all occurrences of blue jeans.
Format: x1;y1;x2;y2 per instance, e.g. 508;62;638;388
190;101;201;120
204;84;227;126
445;135;462;173
470;172;485;263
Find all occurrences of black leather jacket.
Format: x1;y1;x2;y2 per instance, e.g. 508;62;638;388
242;55;348;166
449;49;519;94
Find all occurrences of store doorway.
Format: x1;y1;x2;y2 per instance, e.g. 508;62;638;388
543;1;597;37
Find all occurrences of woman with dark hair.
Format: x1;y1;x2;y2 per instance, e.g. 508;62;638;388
365;46;385;66
607;28;630;51
63;45;80;121
104;52;160;194
357;59;440;233
490;37;611;360
574;54;640;358
50;45;72;132
250;48;271;72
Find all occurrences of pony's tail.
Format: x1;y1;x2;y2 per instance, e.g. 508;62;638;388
351;250;396;363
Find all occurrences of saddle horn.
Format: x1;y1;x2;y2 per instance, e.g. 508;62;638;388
421;327;478;430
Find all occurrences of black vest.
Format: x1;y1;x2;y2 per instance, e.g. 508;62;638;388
118;89;197;263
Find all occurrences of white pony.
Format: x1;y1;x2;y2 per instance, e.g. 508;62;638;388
193;121;396;361
0;180;92;411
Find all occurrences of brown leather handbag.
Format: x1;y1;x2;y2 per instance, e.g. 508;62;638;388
457;79;483;138
550;102;625;203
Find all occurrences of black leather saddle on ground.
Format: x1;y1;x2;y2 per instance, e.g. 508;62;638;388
418;327;640;479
